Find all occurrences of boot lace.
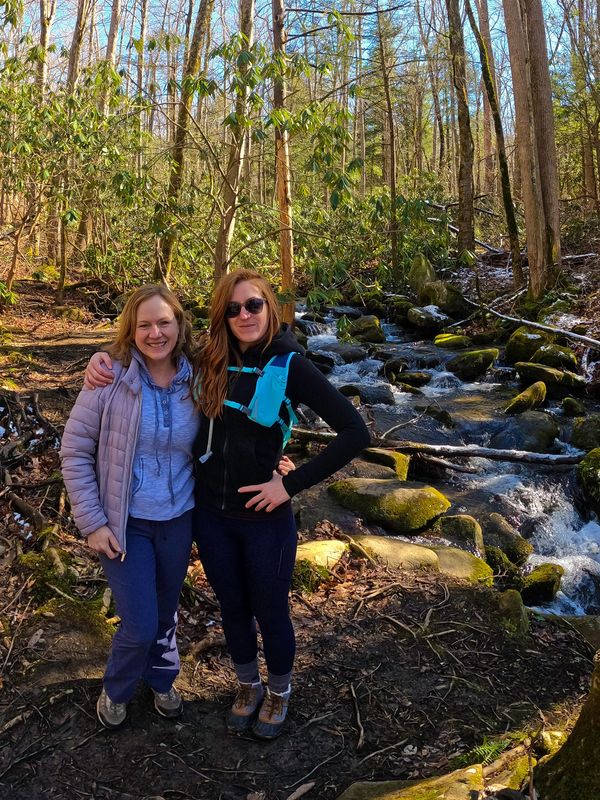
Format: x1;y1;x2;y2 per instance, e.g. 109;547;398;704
234;684;256;710
261;690;284;720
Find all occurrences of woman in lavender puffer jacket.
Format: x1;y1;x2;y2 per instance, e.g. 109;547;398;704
60;285;198;729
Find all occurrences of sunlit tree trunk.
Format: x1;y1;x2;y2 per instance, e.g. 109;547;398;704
476;0;496;198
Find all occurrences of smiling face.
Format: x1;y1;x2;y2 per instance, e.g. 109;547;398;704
134;294;180;366
226;280;269;351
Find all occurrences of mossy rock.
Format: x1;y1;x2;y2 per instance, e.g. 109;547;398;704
537;730;568;756
514;362;587;393
337;765;484;799
291;559;331;593
572;415;600;451
489;752;534;789
562;396;586;417
18;548;76;603
362;448;410;480
339;383;396;406
531;343;579;372
489;410;559;454
35;596;115;644
436;514;483;554
434;333;473;350
407;306;449;330
352;534;439;571
484;546;522;591
398;371;432;388
430;546;493;585
55;305;86;322
520;563;564;605
505;326;554;364
419;281;470;318
577;448;600;513
328;478;451;534
379;356;409;380
296;540;348;569
446;349;499;381
505;381;547;414
497;589;529;636
417;405;454;428
389;298;414;323
347;314;386;344
481;513;533;566
407;253;437;293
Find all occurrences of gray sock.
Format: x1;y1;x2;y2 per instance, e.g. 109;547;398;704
234;659;260;685
268;671;292;695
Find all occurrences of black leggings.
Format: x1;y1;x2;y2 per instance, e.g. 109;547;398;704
194;506;297;675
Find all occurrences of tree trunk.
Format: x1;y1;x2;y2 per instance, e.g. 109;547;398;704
476;0;496;197
272;0;295;324
156;0;215;283
67;0;92;92
37;0;56;95
213;0;255;280
445;0;475;252
136;0;149;177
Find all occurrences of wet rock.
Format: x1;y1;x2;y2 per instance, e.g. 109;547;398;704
562;396;586;416
531;343;579;371
572;414;600;450
397;383;424;395
362;448;410;480
317;341;368;362
407;305;449;330
352;534;439;570
446;348;499;380
505;326;554;364
489;410;559;453
481;513;534;566
419;280;470;317
485;546;522;591
295;540;347;569
397;371;432;388
434;332;473;349
436;514;484;554
305;351;335;374
339;383;396;406
337;765;484;799
577;447;600;513
388;297;414;324
514;362;586;393
430;545;493;585
497;589;530;636
328;478;451;534
561;614;600;650
586;380;600;399
407;252;437;293
520;563;564;604
300;311;326;323
416;404;455;428
327;305;363;319
347;314;386;343
504;381;546;414
379;356;408;381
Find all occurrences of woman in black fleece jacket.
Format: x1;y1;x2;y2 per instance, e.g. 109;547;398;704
193;269;370;739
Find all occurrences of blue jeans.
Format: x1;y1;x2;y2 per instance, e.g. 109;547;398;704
194;506;297;676
100;510;193;703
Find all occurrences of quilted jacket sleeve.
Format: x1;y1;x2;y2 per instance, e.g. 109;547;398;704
60;386;109;537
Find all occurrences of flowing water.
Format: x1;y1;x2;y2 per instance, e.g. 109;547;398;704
300;308;600;615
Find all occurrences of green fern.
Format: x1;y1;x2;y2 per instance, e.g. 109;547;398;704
451;736;511;768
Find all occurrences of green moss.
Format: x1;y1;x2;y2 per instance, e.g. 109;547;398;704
434;333;472;349
18;548;76;603
505;381;547;414
562;396;586;417
498;589;530;636
291;559;330;594
514;362;586;392
505;326;553;364
577;448;600;513
520;564;564;605
484;546;522;591
572;415;600;451
531;343;578;371
446;349;499;380
36;597;115;643
362;448;410;480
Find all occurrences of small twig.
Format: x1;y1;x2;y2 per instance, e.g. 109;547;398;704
283;743;345;790
350;682;365;751
0;743;53;780
357;737;409;765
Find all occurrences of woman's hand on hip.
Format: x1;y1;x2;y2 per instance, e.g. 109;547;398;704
277;455;296;476
87;525;121;558
84;352;114;390
238;471;291;512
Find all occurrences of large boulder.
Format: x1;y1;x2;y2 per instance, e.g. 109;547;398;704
352;534;439;571
434;333;473;349
396;371;432;388
407;305;449;330
446;348;499;380
317;341;369;362
504;381;546;414
295;540;347;569
419;280;470;318
305;351;335;374
572;414;600;451
505;326;553;364
481;513;533;566
531;343;579;372
362;448;410;480
339;383;396;406
498;589;530;636
435;514;484;554
514;362;586;393
337;765;484;800
562;396;586;417
489;410;559;453
430;546;493;585
328;478;451;534
407;252;437;293
347;314;386;344
520;563;564;605
388;297;414;324
577;448;600;513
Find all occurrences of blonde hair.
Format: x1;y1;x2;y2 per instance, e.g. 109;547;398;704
196;269;281;418
110;284;196;366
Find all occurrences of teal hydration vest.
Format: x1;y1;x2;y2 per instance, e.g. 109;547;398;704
199;352;298;463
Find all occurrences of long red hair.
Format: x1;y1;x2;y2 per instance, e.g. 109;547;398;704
196;269;281;417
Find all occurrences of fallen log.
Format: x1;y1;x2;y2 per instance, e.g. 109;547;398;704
290;426;583;465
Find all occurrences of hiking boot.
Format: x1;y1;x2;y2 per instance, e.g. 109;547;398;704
252;686;291;740
152;686;183;718
96;688;126;729
226;681;264;734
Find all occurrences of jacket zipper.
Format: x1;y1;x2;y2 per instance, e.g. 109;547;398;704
221;430;228;511
120;393;141;560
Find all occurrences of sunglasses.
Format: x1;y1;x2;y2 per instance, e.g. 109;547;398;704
225;297;265;318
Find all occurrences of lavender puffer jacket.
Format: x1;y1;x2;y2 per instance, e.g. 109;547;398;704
60;359;142;552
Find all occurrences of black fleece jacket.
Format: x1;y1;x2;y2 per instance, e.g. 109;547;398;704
192;324;371;516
